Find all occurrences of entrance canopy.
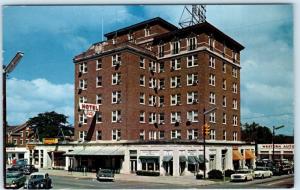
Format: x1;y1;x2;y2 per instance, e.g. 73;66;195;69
139;156;159;163
188;156;198;165
232;150;244;160
64;146;125;156
179;156;187;163
245;150;256;160
162;156;173;162
198;155;208;163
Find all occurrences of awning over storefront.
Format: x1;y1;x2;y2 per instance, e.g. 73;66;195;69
162;156;173;162
188;156;197;165
245;150;256;160
198;155;208;163
139;156;159;163
179;156;187;162
232;150;244;160
64;146;125;156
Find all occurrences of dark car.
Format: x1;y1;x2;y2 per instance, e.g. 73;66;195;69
24;172;52;189
23;165;39;175
7;165;24;173
96;169;115;181
5;171;27;189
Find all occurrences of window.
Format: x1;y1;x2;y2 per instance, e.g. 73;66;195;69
140;130;145;140
139;75;145;86
149;78;157;89
158;79;165;90
112;73;121;85
96;59;102;70
79;79;87;90
223;96;227;107
148;112;157;124
128;33;133;41
187;74;198;86
171;112;181;124
188;37;197;51
158;45;164;58
20;131;23;137
149;61;156;73
112;54;121;66
187;92;198;104
187;129;198;140
148;95;156;106
209;56;215;69
210;129;216;140
170;76;181;88
170;94;181;106
112;110;121;123
96;130;102;140
233;132;238;141
112;129;121;140
79;114;87;124
233;83;238;93
79;62;88;73
209;74;215;86
171;130;181;139
112;38;116;45
222;62;226;73
139;93;145;104
79;96;87;104
158;62;165;73
96;94;102;104
209;92;215;104
96;112;102;123
140;111;145;123
149;131;157;140
222;79;226;90
96;76;102;87
158;113;165;124
112;91;121;104
20;139;23;145
232;67;238;78
145;28;150;37
187;110;198;122
187;55;198;67
140;57;145;68
159;131;165;139
223;113;227;124
233;99;238;109
13;139;18;145
209;112;216;123
171;58;181;71
79;131;87;141
159;96;164;107
233;115;238;126
223;130;226;140
171;41;180;54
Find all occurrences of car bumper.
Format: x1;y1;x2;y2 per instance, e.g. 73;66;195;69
5;184;18;188
97;176;114;180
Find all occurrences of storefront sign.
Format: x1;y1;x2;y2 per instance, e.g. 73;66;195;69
43;138;59;144
259;144;294;150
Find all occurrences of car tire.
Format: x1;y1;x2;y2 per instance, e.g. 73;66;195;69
262;175;264;179
245;177;247;181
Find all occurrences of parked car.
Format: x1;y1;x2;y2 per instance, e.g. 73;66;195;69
230;169;254;182
23;165;39;175
24;172;52;189
5;171;27;189
254;167;273;178
7;165;24;173
16;158;28;166
96;169;115;181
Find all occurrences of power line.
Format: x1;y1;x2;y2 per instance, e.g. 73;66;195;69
241;113;293;120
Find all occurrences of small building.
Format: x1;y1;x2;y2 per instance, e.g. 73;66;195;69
257;144;294;161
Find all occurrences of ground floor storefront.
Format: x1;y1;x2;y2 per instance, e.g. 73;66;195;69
5;147;30;165
257;144;294;161
24;141;256;177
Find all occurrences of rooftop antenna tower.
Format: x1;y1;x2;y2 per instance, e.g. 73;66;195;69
179;5;206;28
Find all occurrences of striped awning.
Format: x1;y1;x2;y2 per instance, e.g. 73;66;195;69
232;150;244;161
162;156;173;162
245;150;256;160
64;146;125;156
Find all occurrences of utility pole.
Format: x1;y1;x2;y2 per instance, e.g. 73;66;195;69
272;125;285;162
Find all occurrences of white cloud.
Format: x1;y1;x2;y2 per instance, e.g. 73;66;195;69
6;78;74;125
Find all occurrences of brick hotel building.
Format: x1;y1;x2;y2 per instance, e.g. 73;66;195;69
29;17;256;176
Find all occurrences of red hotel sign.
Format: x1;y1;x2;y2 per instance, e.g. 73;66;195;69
79;103;100;111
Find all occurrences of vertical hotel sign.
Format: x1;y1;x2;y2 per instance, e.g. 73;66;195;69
79;103;100;117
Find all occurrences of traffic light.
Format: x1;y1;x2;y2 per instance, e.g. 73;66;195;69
203;123;210;136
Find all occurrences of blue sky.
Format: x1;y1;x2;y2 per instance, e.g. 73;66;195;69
3;5;294;135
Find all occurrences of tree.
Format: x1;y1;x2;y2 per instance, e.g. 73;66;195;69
241;122;273;143
27;111;72;141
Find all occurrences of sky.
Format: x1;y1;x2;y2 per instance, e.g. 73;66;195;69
3;5;294;135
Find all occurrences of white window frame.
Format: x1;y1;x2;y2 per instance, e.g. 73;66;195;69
187;73;198;86
79;62;88;73
148;95;156;106
112;91;121;104
187;129;198;140
170;94;181;106
209;74;215;86
112;110;121;123
222;62;226;73
209;56;215;69
139;75;145;86
139;57;145;69
171;112;181;124
140;130;145;140
79;79;87;90
171;41;180;54
158;45;164;58
139;93;145;105
149;61;157;73
149;78;157;89
232;67;238;78
96;112;102;123
209;92;216;104
187;91;198;104
233;83;238;93
112;129;121;140
96;76;102;87
222;113;227;124
96;130;102;140
187;55;198;68
149;131;157;140
233;115;238;126
139;111;145;123
210;129;216;140
187;110;198;122
144;28;150;37
233;99;238;109
159;131;165;139
233;132;238;141
223;96;227;107
159;96;164;107
187;37;197;51
79;96;88;104
209;112;216;123
171;130;181;139
112;54;121;66
170;76;181;88
96;59;102;70
223;130;226;140
96;94;102;105
158;113;165;124
170;58;181;71
223;79;227;90
148;112;157;124
112;73;121;85
79;114;87;124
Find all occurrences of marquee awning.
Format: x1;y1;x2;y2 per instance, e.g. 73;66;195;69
139;156;159;163
245;150;256;160
162;156;173;162
64;146;125;156
188;156;197;165
198;155;208;163
232;150;244;161
179;156;187;162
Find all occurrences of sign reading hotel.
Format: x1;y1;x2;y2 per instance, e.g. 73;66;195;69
43;138;59;144
259;144;294;150
79;103;100;117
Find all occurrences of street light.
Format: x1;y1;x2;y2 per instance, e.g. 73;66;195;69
203;106;217;179
2;51;24;186
272;125;284;162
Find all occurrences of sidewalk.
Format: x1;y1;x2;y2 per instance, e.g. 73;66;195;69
39;169;218;186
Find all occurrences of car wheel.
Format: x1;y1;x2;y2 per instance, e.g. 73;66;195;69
262;175;264;179
245;177;248;181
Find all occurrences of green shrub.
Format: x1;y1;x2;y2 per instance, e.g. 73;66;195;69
224;169;235;177
196;174;203;180
208;169;223;179
136;170;160;176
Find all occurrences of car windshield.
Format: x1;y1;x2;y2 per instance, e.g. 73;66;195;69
6;173;19;178
99;169;112;173
255;168;265;171
31;175;44;179
236;170;250;173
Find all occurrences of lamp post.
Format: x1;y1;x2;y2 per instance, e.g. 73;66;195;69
203;107;217;179
272;125;284;162
2;51;24;185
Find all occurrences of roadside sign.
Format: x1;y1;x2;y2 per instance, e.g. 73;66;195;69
43;138;59;144
26;144;35;150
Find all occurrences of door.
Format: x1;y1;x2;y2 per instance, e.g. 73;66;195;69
130;160;137;173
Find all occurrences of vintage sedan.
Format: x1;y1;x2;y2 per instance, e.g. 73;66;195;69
5;171;27;189
231;169;254;182
23;165;39;175
96;169;115;181
24;172;52;189
254;167;273;178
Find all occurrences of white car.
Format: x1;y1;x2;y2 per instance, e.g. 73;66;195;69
254;167;273;179
231;169;254;182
